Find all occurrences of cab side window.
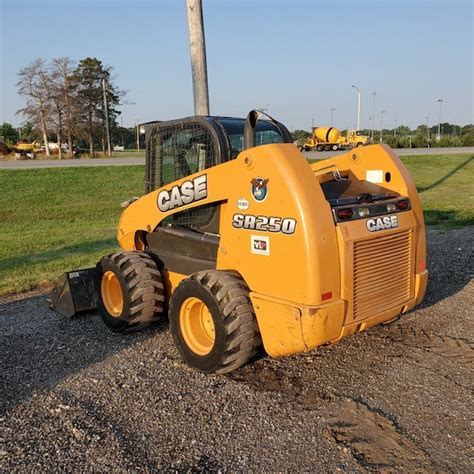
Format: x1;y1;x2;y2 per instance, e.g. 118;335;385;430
155;124;216;188
149;122;218;231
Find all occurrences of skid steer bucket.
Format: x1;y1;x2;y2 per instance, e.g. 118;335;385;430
48;268;98;318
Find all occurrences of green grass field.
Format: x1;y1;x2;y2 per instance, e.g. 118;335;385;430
0;153;472;297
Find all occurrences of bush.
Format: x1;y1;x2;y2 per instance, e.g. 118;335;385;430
397;136;411;148
462;133;474;146
438;137;453;147
412;134;428;148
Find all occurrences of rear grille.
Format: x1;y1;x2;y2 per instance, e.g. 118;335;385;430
353;230;413;320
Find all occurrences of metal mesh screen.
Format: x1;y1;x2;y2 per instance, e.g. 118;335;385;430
150;123;216;190
150;122;218;229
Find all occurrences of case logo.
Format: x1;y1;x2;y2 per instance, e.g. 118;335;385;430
366;215;399;232
157;174;207;212
251;177;268;202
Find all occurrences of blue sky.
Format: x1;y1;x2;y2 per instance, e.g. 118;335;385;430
1;0;473;130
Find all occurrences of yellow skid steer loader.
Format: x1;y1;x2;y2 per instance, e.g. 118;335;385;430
50;111;428;374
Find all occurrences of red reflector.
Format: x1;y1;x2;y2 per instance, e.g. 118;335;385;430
322;291;333;301
398;199;409;210
336;208;353;220
418;261;426;272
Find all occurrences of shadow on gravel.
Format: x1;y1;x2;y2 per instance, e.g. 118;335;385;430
1;227;471;419
0;296;168;415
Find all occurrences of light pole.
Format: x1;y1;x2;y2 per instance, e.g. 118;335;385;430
330;108;336;126
436;98;443;141
370;91;376;139
380;110;386;143
426;113;431;146
352;85;361;131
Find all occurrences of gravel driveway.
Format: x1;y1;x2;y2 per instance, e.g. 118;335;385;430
1;226;472;471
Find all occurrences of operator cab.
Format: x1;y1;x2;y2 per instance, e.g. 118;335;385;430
142;112;292;274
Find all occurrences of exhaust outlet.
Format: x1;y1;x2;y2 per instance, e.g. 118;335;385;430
244;109;259;150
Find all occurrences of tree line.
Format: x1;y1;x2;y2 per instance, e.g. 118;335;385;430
292;123;474;148
11;57;124;157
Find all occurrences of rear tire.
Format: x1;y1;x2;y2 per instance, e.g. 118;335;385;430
169;270;261;374
96;251;165;332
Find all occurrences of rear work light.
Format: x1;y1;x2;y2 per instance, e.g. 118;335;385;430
337;208;353;220
397;199;410;210
387;202;397;212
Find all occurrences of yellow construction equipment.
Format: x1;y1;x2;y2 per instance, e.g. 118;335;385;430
303;126;371;152
50;110;427;374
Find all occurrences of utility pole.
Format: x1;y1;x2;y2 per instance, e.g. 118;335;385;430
135;116;140;151
437;98;443;141
380;110;386;143
186;0;210;115
426;114;430;147
102;78;112;157
370;91;376;139
57;103;63;160
330;108;336;126
352;85;361;130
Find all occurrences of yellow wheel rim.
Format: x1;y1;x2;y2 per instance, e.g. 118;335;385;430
179;297;215;355
101;271;123;317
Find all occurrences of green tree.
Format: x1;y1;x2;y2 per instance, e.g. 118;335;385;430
73;57;122;157
0;122;19;144
291;129;311;144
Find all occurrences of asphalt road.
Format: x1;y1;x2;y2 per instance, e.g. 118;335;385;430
1;226;473;471
1;146;473;169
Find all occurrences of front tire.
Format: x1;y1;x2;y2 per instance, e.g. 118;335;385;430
96;251;165;332
169;270;261;374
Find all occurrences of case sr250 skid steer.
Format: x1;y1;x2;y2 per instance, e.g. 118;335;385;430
50;110;428;374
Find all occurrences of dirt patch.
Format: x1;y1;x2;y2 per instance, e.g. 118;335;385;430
325;398;431;471
378;325;474;366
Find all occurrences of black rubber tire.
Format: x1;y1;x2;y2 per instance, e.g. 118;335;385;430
169;270;261;374
316;145;324;152
96;251;165;332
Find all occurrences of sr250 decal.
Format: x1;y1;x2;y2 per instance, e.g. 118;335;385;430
232;213;297;235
